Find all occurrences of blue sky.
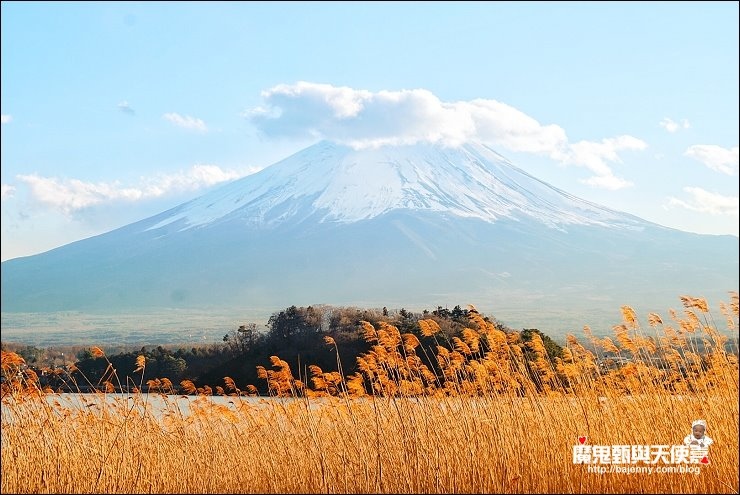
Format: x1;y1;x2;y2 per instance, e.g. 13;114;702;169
2;1;738;261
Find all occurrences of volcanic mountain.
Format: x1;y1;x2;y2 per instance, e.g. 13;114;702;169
1;141;737;329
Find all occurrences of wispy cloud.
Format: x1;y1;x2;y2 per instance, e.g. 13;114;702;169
659;117;690;133
684;144;739;175
16;165;250;215
163;112;207;132
1;114;12;124
117;101;135;115
667;187;739;217
1;184;15;199
565;136;646;185
579;174;633;191
248;82;647;189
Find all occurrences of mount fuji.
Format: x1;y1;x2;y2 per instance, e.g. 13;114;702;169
2;141;737;329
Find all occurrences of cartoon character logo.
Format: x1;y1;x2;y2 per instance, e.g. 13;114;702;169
684;419;712;464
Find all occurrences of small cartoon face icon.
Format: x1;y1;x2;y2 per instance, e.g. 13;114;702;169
692;424;706;440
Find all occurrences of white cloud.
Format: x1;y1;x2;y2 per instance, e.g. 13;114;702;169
659;118;679;133
659;117;690;133
117;101;135;115
16;164;248;215
462;98;568;155
564;136;648;177
249;82;646;189
1;114;12;124
684;145;739;175
666;187;739;217
163;112;208;132
1;184;15;199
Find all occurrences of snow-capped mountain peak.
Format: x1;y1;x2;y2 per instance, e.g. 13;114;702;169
147;140;643;232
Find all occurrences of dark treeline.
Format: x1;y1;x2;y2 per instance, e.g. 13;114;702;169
3;304;562;394
8;303;733;395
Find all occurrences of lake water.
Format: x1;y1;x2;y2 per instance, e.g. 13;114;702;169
0;393;294;424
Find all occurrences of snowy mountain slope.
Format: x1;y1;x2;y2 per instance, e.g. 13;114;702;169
145;141;647;231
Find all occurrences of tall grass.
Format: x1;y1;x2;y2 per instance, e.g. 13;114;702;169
1;294;738;494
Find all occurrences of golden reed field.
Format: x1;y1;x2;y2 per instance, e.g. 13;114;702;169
1;294;738;494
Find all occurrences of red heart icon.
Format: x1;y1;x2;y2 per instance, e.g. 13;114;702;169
578;436;587;444
700;456;709;464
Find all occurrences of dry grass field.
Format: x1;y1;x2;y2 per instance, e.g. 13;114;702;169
2;294;738;494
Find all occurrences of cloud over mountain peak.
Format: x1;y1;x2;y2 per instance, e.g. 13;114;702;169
248;82;646;189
